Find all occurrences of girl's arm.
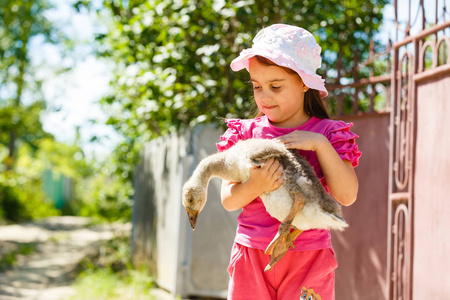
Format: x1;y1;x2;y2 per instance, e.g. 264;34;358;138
221;158;284;211
275;131;358;206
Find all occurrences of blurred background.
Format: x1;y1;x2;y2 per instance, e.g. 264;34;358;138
0;0;449;299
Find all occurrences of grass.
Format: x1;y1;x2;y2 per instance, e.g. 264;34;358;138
67;234;158;300
0;242;37;271
67;267;155;300
48;232;70;243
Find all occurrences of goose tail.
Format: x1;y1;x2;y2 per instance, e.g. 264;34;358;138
328;213;349;231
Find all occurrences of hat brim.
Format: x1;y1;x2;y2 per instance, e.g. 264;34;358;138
231;48;328;97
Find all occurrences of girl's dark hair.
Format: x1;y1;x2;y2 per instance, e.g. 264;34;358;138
251;56;330;119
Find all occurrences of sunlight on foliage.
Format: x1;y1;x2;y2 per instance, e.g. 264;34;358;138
70;0;389;210
68;235;155;300
69;268;155;300
0;143;61;222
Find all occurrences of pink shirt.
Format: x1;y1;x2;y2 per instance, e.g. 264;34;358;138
216;115;361;251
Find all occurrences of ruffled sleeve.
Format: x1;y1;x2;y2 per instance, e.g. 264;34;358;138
216;119;245;152
326;121;362;167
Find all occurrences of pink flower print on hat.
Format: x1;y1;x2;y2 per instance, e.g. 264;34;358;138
279;26;302;43
254;29;278;44
294;40;320;73
230;24;328;97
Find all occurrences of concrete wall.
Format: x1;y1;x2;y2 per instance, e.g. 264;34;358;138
132;132;187;291
132;125;239;298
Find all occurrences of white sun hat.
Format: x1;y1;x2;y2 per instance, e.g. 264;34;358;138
230;24;328;97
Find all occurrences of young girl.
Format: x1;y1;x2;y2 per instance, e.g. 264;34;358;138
216;24;361;299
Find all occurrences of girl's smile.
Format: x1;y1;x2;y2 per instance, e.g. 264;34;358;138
248;57;310;128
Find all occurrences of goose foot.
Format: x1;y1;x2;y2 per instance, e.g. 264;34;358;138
264;226;303;271
264;192;305;272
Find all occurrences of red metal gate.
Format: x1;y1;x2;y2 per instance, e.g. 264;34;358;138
387;1;450;299
327;1;450;299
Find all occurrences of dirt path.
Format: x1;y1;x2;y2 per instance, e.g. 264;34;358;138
0;216;131;300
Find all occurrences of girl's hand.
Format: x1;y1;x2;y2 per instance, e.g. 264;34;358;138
274;130;328;151
247;158;284;194
275;130;359;206
221;158;284;211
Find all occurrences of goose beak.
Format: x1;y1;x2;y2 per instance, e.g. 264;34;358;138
185;208;199;230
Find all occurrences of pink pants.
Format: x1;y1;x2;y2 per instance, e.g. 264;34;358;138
227;243;337;300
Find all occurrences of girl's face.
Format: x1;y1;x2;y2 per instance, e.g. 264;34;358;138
248;57;309;128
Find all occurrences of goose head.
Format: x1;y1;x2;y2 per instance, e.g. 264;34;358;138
182;180;207;230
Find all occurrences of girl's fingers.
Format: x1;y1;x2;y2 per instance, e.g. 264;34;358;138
269;159;282;174
262;158;274;169
275;165;283;176
265;158;279;173
274;137;288;144
283;142;297;149
268;162;283;187
253;158;283;190
273;176;284;189
253;159;284;192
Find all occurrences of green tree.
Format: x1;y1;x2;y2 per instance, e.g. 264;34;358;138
76;0;387;184
85;0;387;131
0;1;95;222
0;0;61;168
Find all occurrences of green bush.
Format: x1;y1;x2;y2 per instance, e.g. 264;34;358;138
0;143;61;222
69;235;155;300
77;158;133;223
0;173;61;222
